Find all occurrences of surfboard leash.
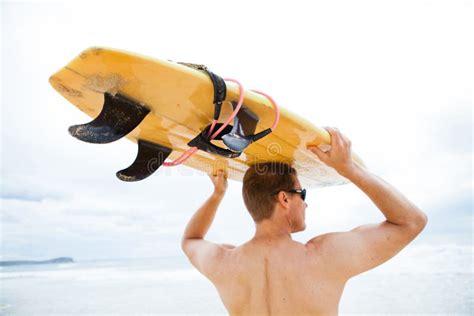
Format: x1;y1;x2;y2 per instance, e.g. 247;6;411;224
162;74;280;166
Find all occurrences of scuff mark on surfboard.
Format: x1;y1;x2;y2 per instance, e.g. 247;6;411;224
50;77;83;97
68;124;114;141
58;84;83;97
80;47;104;59
115;174;138;182
84;73;127;95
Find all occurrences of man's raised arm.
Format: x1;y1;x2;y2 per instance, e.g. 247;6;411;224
339;160;428;226
181;170;234;278
306;127;428;280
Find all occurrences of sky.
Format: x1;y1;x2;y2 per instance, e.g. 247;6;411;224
0;0;472;261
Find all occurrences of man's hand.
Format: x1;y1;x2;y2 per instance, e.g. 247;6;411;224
209;169;228;195
307;127;356;177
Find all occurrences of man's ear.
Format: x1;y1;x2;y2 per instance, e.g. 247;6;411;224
277;191;290;208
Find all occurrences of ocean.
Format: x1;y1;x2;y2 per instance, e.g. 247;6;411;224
1;245;472;315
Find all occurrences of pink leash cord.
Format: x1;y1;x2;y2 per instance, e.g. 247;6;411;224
163;79;280;166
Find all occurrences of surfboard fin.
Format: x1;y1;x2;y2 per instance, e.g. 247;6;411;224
221;102;260;152
68;93;150;144
116;140;172;182
188;123;241;158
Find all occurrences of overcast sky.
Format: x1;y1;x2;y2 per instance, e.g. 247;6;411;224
1;0;472;261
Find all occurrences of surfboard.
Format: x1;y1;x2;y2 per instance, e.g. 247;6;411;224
49;47;365;187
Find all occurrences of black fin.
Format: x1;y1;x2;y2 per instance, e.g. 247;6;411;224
116;140;172;182
232;101;259;136
222;102;260;152
68;93;150;144
187;123;241;158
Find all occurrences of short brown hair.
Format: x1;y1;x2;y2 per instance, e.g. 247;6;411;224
242;162;297;222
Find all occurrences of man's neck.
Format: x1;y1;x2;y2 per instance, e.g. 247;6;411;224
253;219;292;240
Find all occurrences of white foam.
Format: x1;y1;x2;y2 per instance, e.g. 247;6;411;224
0;266;201;282
370;244;473;274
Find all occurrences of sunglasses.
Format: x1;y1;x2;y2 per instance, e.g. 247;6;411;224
272;188;307;201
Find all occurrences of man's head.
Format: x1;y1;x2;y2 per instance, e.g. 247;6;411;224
242;161;307;233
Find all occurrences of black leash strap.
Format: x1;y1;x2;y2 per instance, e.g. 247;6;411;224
177;62;226;120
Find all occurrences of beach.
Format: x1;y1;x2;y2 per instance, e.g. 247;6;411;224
1;244;472;315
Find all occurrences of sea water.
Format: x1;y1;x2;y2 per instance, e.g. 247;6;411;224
0;245;472;315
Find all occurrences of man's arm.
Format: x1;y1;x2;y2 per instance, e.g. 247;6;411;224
306;127;428;280
181;170;234;278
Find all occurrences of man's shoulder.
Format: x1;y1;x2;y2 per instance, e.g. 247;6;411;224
305;232;341;250
220;243;237;250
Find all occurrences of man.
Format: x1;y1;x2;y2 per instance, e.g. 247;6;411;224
181;127;428;315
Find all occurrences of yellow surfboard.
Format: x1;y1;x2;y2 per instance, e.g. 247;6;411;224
49;47;365;187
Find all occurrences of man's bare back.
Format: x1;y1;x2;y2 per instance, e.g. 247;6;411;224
182;127;428;315
210;238;346;315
